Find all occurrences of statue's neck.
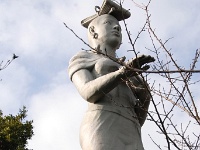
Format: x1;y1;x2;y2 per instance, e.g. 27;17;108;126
97;44;117;58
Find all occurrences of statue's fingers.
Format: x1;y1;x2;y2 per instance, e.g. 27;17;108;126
129;55;145;67
146;56;155;63
126;58;137;67
141;65;150;70
138;55;155;66
130;55;148;67
127;55;155;68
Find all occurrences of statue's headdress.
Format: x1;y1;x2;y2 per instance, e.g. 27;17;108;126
81;0;131;28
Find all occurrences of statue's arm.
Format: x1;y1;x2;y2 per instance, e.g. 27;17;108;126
71;68;124;103
129;75;151;126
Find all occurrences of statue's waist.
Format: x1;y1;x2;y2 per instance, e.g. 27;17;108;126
87;103;139;126
94;94;137;107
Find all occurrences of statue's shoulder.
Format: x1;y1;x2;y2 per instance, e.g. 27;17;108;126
68;50;99;80
70;50;98;63
75;50;95;57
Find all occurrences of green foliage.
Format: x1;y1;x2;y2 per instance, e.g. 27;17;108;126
0;106;33;150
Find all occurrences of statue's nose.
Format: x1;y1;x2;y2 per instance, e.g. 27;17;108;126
113;25;120;31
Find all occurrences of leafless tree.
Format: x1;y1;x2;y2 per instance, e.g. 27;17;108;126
65;0;200;149
127;1;200;149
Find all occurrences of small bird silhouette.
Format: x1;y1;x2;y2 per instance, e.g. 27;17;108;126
12;53;19;59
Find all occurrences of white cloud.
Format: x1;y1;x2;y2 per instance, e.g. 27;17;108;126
27;70;87;149
0;61;32;114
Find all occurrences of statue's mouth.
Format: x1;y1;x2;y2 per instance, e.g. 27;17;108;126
111;31;120;37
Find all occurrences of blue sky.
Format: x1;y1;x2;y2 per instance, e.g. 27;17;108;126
1;0;200;149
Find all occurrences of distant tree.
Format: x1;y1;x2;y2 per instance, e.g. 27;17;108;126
0;106;33;150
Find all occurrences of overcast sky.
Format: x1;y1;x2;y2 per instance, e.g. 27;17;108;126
1;0;200;149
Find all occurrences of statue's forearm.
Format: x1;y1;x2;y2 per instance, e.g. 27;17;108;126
72;69;124;103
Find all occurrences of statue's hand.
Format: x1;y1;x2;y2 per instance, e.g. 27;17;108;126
126;55;155;71
119;55;155;78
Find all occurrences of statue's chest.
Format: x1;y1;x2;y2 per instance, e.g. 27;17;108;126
93;57;120;77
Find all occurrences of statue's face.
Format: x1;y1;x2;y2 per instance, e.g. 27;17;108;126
91;14;122;49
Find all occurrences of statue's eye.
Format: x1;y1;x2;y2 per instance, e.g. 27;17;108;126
104;21;111;24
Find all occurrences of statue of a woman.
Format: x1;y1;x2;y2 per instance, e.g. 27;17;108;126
68;0;155;149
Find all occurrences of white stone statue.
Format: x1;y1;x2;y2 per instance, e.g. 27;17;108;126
68;0;155;149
